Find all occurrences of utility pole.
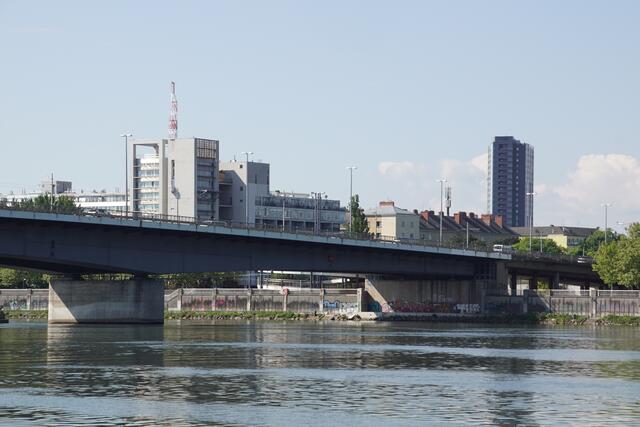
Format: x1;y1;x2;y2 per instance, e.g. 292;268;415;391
242;151;254;227
526;192;536;252
282;191;286;231
346;166;357;232
50;173;55;212
436;179;447;244
120;133;133;215
602;203;612;244
466;221;469;249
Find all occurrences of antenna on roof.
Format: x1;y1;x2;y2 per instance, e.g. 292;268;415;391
168;81;178;139
445;185;452;216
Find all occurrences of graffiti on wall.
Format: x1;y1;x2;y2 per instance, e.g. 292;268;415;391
366;300;480;314
323;300;358;315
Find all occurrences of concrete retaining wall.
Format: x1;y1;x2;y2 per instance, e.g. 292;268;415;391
165;288;360;315
48;280;164;324
485;290;640;317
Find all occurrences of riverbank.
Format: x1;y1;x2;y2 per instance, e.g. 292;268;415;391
164;310;329;321
3;310;640;326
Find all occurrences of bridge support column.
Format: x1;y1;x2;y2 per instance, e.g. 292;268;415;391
48;279;164;324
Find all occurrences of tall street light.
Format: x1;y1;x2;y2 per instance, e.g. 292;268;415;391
241;151;253;227
526;192;536;252
436;178;447;244
602;203;612;244
120;133;133;215
346;166;357;232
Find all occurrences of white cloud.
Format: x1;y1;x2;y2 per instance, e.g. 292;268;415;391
553;154;640;209
377;161;427;179
376;154;488;214
531;154;640;228
470;153;488;174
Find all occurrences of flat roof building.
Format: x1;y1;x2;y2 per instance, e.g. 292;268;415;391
487;136;534;228
130;137;220;220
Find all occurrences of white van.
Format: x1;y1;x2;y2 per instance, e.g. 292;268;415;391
492;244;513;253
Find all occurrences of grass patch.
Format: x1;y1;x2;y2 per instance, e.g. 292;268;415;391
596;315;640;326
2;310;48;320
164;310;323;321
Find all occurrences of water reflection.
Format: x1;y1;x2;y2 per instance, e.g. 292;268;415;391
0;321;639;426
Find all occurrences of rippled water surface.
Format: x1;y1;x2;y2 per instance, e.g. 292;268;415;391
1;320;640;426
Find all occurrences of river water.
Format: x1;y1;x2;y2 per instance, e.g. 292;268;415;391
1;320;640;426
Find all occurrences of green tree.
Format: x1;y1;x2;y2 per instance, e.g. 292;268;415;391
0;268;49;288
570;229;619;257
161;272;241;289
512;237;565;254
448;233;489;250
12;194;80;214
348;195;370;236
593;223;640;289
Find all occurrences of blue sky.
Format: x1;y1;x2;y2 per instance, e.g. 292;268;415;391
1;1;639;230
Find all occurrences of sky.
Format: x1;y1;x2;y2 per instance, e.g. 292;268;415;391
1;0;639;231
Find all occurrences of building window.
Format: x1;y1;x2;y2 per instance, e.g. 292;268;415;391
376;221;382;227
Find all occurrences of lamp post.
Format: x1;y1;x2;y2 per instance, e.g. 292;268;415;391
120;133;133;215
526;192;536;252
241;151;254;227
436;179;447;244
602;203;612;244
346;166;357;232
311;192;326;234
282;191;287;231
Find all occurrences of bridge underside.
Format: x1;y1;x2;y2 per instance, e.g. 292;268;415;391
0;214;485;278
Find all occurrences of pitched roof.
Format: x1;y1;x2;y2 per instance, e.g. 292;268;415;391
511;226;597;238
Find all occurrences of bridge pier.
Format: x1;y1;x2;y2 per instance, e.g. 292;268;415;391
48;279;164;324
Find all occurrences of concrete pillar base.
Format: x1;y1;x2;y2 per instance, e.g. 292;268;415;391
48;279;164;324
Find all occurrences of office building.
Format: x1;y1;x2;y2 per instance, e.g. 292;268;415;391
487;136;534;227
130;138;219;220
219;160;344;232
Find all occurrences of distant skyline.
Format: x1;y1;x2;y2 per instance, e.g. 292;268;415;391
1;1;639;232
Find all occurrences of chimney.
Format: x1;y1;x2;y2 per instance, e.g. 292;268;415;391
454;211;467;225
495;215;504;228
468;212;476;219
420;210;435;221
481;214;494;226
379;200;395;207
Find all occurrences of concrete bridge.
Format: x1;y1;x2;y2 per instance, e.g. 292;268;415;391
0;209;602;323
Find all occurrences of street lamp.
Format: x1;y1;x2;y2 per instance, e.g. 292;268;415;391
436;178;447;244
120;133;133;215
602;203;612;244
311;191;326;234
526;192;536;252
281;191;288;231
346;166;357;232
241;151;254;227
